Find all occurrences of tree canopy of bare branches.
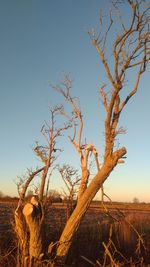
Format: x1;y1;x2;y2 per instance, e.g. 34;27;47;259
14;1;149;266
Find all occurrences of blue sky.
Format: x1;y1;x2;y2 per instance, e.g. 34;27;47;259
0;0;149;202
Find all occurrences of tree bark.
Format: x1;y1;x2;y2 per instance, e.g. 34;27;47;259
77;166;89;201
15;206;29;267
23;197;45;265
56;147;126;262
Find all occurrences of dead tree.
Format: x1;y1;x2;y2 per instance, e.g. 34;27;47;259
14;0;149;266
14;106;70;267
58;164;80;219
53;78;100;202
55;0;149;262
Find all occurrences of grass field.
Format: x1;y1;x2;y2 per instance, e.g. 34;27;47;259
0;201;150;266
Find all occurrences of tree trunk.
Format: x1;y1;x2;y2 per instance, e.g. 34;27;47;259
77;166;89;201
56;148;126;263
15;206;29;267
15;196;45;267
22;197;45;265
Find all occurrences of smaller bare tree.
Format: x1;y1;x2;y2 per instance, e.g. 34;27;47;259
14;106;70;267
58;164;80;219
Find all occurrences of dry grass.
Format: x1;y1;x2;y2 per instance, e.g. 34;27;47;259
0;201;150;266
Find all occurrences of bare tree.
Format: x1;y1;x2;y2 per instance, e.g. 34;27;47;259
58;164;80;219
55;0;149;262
14;106;70;267
14;1;149;266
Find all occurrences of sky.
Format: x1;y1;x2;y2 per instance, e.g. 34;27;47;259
0;0;149;202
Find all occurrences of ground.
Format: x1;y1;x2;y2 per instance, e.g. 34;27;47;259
0;200;150;266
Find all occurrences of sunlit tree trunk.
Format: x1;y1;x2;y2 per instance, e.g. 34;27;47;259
23;197;45;263
15;207;29;267
15;197;45;267
56;148;126;262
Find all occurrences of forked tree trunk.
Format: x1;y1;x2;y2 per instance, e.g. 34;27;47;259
56;148;126;263
15;197;45;267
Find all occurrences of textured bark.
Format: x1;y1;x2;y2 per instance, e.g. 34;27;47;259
15;206;29;267
15;198;48;267
77;144;96;201
56;147;126;262
22;197;45;264
77;166;89;201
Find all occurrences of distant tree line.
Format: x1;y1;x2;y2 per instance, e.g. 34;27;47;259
0;190;19;201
